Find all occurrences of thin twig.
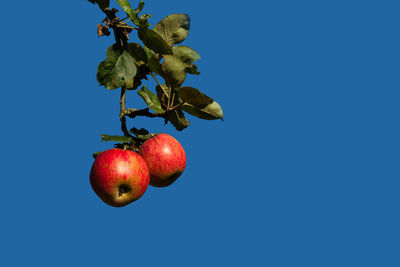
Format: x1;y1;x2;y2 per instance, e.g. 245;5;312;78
169;93;176;109
120;18;132;24
150;73;164;89
120;85;132;137
118;16;130;22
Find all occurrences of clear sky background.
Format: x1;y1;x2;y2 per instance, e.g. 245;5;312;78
1;0;399;266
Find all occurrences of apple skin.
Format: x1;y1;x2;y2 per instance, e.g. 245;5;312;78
139;134;186;187
90;148;150;207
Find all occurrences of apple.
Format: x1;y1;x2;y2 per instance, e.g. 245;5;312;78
139;134;186;187
90;148;150;207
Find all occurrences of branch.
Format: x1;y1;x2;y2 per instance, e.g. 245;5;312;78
125;108;165;119
99;8;129;46
120;85;133;138
150;73;164;89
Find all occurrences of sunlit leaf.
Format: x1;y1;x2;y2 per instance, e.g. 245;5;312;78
126;43;147;66
100;134;133;143
166;109;190;131
138;28;173;55
148;54;163;75
153;14;190;46
172;46;200;67
182;101;224;120
137;86;163;113
156;84;171;108
178;87;213;107
97;44;137;90
117;0;140;25
130;127;150;140
161;55;186;88
134;0;145;14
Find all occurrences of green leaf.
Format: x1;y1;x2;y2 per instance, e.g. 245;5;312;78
148;54;163;76
105;43;123;60
153;14;190;46
138;28;173;55
97;44;137;90
161;55;186;88
186;64;200;75
156;84;171;107
166;109;190;131
130;127;150;140
88;0;109;11
134;0;145;14
101;134;133;143
117;0;140;25
141;46;164;77
177;87;223;120
182;101;224;120
172;46;200;67
126;43;147;66
97;0;109;10
178;87;213;107
143;46;153;60
137;86;163;113
127;65;149;90
92;151;103;159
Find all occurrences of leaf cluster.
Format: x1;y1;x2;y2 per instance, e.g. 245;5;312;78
89;0;223;136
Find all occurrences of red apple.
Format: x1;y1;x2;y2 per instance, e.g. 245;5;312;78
139;134;186;187
90;148;150;207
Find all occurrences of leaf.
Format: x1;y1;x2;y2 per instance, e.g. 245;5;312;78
156;84;171;107
143;46;153;60
97;0;109;10
97;44;138;90
172;46;200;67
125;44;150;90
88;0;109;11
178;87;213;107
137;86;163;113
182;101;224;120
138;28;173;55
134;0;145;14
177;87;223;120
101;134;133;143
166;109;190;131
161;55;186;88
105;43;123;60
186;64;200;75
127;64;149;90
148;54;163;76
117;0;140;25
172;46;201;75
155;85;189;130
153;14;190;46
126;43;147;66
92;151;103;159
130;127;150;140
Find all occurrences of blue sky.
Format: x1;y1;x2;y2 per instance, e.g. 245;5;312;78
1;0;399;266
